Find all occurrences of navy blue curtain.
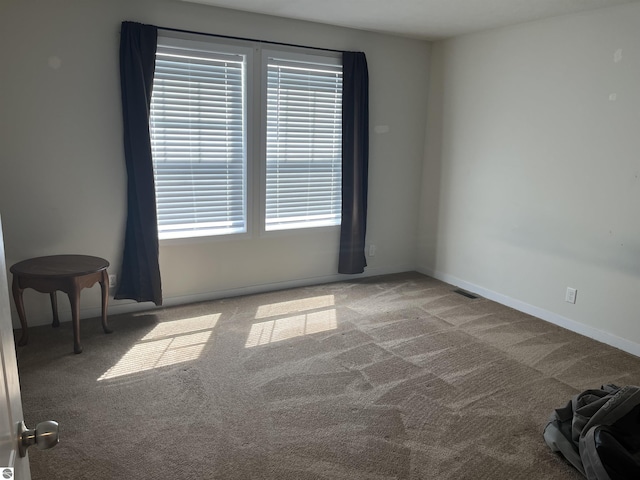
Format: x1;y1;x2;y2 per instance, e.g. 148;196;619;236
115;21;163;305
339;52;369;274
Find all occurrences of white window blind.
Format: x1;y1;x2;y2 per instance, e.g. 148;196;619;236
265;56;343;231
150;40;247;239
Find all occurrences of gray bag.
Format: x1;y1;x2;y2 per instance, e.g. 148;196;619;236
543;384;640;479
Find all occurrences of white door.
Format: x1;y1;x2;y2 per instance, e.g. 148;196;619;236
0;217;30;479
0;218;59;480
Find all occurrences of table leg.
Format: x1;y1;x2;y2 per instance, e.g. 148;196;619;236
68;286;82;354
50;292;60;328
100;270;112;334
11;276;28;346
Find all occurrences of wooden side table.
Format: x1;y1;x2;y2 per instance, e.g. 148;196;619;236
10;255;112;354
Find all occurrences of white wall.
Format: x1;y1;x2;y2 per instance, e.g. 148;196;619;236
419;3;640;354
0;0;430;327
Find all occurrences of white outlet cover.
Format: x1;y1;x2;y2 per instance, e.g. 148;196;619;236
565;287;577;304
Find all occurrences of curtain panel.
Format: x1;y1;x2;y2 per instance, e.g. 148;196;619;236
339;52;369;274
115;21;163;305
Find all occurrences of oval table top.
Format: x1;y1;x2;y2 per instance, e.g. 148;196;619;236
10;255;109;278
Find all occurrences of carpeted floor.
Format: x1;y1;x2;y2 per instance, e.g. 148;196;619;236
15;272;640;479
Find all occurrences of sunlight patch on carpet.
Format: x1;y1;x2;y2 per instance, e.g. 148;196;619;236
98;314;220;381
255;295;335;319
245;309;337;348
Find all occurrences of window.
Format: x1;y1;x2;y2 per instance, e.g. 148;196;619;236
150;36;342;240
265;54;343;231
150;39;249;239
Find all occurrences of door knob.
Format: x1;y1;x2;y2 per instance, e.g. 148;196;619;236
18;420;59;457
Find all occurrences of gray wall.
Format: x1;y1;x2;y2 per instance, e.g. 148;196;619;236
419;3;640;353
0;0;430;326
6;0;638;357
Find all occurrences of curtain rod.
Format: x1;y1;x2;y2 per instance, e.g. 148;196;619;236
157;26;345;54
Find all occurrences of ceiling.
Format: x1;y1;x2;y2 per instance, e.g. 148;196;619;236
181;0;639;40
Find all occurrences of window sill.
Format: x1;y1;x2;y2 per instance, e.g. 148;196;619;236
159;230;251;247
260;224;341;238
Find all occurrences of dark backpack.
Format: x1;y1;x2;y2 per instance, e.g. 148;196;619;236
543;384;640;479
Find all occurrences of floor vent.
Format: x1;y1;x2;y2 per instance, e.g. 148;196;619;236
453;288;478;299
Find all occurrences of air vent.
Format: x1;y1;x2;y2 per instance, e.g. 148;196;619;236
453;288;478;299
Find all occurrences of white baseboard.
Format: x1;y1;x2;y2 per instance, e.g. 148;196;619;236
418;267;640;358
64;264;415;324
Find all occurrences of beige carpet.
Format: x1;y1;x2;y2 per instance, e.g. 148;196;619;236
15;272;640;479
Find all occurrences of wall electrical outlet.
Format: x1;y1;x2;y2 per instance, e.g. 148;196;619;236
369;244;376;257
565;287;577;304
109;274;117;288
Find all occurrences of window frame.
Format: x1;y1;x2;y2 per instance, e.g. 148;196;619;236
150;34;343;244
151;35;255;242
259;48;343;236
